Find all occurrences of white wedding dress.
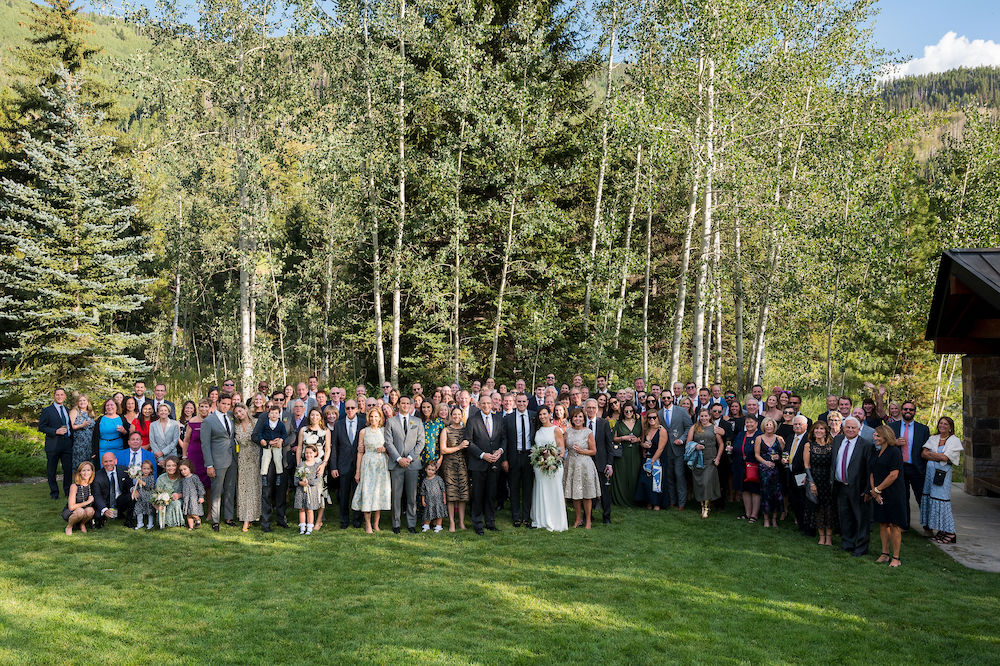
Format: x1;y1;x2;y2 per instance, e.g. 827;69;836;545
530;426;568;532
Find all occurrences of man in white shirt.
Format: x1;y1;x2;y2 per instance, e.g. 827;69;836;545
384;396;425;533
133;380;148;410
785;415;813;535
832;417;874;556
151;383;176;420
503;394;536;527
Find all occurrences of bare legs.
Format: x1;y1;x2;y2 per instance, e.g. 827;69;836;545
571;499;593;529
447;501;466;532
65;507;94;534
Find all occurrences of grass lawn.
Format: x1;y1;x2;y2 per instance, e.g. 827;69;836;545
0;482;997;664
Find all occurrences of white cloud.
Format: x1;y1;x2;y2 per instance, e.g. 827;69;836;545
888;32;1000;79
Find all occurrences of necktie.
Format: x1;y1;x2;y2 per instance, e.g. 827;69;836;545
223;414;231;438
130;451;138;467
790;435;802;463
665;408;671;428
59;405;69;432
348;421;355;442
110;470;118;501
485;414;492;437
403;416;408;435
903;422;911;463
588;419;594;431
521;413;527;452
840;440;851;482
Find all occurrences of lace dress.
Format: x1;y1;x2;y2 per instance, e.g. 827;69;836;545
351;427;391;512
562;427;601;500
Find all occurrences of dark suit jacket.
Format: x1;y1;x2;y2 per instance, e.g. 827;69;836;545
38;404;73;453
149;399;176;421
586;417;617;470
504;410;536;460
713;419;735;445
93;465;133;515
831;434;874;491
330;414;366;476
785;432;809;475
464;411;506;472
890;420;930;474
527;396;544;412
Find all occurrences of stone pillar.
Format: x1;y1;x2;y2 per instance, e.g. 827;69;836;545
963;355;1000;496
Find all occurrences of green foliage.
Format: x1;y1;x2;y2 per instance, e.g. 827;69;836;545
0;70;149;408
0;417;45;480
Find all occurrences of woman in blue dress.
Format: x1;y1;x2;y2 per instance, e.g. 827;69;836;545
91;398;128;460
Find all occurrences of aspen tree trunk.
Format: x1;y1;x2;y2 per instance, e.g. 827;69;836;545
733;215;745;393
931;354;946;420
390;0;406;387
170;195;183;360
490;97;526;379
267;240;287;384
612;144;643;364
712;224;723;384
363;1;386;385
669;54;704;386
453;62;471;384
584;5;616;332
322;203;335;382
691;55;714;388
642;157;654;381
236;46;254;394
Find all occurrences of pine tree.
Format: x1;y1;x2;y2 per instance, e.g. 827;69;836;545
0;70;149;407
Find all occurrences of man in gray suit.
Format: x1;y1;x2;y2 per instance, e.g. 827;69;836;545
384;396;425;533
660;393;693;510
201;394;238;530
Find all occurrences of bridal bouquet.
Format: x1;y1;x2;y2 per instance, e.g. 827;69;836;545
152;491;172;509
530;444;563;476
127;465;143;483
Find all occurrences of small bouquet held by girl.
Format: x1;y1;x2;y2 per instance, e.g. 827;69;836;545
530;443;563;476
152;490;172;529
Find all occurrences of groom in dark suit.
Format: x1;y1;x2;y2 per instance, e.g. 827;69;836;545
465;395;506;535
38;387;74;499
504;393;536;527
330;400;366;529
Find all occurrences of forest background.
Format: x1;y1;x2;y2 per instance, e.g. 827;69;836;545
2;0;999;423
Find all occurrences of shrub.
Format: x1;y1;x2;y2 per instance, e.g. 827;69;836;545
0;419;46;481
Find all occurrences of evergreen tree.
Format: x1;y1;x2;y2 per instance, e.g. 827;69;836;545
0;70;148;407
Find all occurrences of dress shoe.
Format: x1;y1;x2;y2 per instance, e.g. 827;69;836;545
526;523;536;529
485;525;499;532
261;524;271;533
277;520;289;528
212;523;220;532
225;520;236;527
407;527;416;534
392;526;401;534
50;493;59;500
340;523;349;530
513;520;522;527
603;517;611;524
475;528;485;535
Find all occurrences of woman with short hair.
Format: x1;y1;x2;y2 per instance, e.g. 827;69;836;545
870;425;906;567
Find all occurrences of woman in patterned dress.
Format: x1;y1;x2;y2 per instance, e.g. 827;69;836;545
69;394;96;472
754;418;785;528
804;421;836;546
233;403;261;531
438;406;470;531
352;408;392;533
296;408;331;530
562;408;601;529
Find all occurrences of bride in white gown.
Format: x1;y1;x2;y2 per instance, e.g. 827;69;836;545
531;406;568;532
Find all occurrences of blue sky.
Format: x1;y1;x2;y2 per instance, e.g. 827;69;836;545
872;0;1000;76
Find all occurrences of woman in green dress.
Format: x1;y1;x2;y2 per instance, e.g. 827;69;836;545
611;403;642;506
155;455;184;527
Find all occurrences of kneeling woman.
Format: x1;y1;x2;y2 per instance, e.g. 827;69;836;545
63;462;96;535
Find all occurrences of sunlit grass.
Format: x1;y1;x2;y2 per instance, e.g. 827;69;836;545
0;481;996;663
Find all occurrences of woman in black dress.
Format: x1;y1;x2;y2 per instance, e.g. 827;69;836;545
804;421;836;546
869;424;905;567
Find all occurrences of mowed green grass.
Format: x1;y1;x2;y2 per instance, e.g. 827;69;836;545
0;481;996;665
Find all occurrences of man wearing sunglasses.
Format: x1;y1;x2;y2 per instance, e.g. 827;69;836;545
331;400;367;529
889;401;930;530
660;393;693;511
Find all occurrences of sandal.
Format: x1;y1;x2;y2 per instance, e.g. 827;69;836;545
747;517;758;524
736;514;747;521
934;533;957;544
889;556;901;568
875;552;891;563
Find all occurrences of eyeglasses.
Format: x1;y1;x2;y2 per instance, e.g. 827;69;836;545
901;408;916;412
346;406;357;410
685;385;695;389
223;383;235;387
783;410;795;415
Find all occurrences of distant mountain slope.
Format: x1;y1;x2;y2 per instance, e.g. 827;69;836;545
0;0;149;86
881;66;1000;112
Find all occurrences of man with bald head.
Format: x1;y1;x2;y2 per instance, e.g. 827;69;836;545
93;451;135;528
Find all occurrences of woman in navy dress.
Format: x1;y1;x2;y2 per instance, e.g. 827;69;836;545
754;418;784;528
733;415;760;522
870;425;906;567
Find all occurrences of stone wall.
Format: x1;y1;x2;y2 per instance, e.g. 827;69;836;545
963;355;1000;496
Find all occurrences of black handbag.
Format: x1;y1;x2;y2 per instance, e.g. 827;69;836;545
932;467;948;486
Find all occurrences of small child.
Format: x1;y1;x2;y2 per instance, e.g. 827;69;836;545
178;458;206;530
420;461;447;533
259;405;287;481
294;444;322;534
131;460;156;530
